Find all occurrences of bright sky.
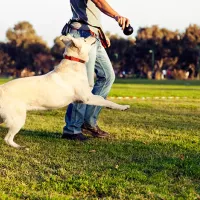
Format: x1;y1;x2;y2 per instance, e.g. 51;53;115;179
1;0;200;46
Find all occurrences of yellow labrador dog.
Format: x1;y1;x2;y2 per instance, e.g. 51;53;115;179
0;34;130;148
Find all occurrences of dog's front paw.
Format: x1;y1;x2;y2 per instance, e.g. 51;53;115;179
120;105;130;111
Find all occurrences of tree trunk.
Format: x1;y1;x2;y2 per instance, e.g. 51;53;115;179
147;71;152;79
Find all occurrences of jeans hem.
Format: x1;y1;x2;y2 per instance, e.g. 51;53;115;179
63;129;82;135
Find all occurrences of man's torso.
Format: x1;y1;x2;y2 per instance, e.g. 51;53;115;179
70;0;102;34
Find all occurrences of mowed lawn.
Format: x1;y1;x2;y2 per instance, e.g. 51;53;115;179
0;78;200;199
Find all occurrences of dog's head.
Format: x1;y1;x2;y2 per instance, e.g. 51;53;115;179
60;34;96;62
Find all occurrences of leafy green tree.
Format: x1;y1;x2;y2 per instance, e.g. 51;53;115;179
6;21;47;48
183;24;200;47
2;21;200;79
181;25;200;78
0;42;15;75
6;21;50;74
33;53;54;74
0;50;12;75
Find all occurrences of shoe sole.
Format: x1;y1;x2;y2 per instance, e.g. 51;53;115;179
61;134;89;141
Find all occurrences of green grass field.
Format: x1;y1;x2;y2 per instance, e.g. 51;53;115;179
0;79;200;199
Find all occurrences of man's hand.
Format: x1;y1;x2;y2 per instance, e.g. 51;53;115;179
114;16;130;30
91;0;131;34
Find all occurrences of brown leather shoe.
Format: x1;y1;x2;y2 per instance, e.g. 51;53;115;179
82;123;109;138
61;133;89;141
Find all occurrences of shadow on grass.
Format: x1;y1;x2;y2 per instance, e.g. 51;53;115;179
0;126;60;138
0;125;199;198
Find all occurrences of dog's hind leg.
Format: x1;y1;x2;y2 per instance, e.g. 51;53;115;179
4;109;26;148
85;95;130;111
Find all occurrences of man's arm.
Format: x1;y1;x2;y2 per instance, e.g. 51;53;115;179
91;0;130;30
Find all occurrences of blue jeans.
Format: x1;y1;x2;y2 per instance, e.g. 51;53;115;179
63;29;115;134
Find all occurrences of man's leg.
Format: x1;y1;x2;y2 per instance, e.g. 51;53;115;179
62;31;97;139
83;39;115;136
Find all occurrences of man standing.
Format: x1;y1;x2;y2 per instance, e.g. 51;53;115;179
62;0;131;140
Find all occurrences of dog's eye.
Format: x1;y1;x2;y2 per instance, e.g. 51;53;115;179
84;39;87;42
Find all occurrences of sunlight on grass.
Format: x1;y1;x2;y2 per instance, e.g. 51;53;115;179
0;78;199;199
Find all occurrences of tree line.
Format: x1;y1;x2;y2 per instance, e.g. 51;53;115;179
0;21;200;79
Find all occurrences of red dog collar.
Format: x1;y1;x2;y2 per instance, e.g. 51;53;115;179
64;55;86;64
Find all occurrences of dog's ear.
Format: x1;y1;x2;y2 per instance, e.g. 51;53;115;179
59;35;68;42
60;34;82;49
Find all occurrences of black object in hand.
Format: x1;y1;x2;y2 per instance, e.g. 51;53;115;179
123;24;134;35
120;24;134;36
